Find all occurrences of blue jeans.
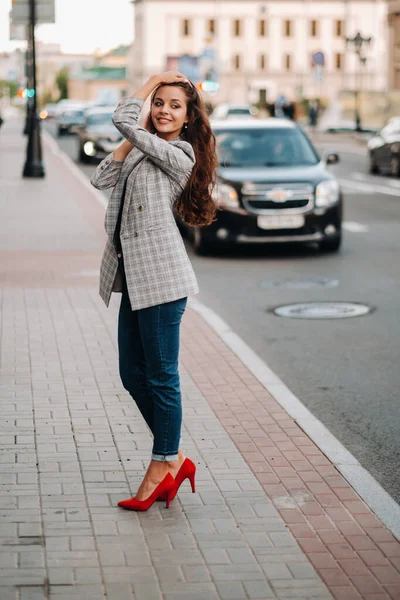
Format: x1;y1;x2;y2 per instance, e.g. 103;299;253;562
118;289;187;462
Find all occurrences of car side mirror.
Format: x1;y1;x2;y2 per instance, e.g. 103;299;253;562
325;152;339;165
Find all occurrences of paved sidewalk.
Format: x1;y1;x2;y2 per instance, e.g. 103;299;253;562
0;119;399;600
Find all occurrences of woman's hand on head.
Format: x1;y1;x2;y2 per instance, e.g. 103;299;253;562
156;71;189;85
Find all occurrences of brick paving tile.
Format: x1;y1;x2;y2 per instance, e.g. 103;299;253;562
1;120;399;599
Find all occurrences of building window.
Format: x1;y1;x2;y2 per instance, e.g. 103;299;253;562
234;19;241;37
335;53;343;70
310;20;318;37
284;20;292;37
285;54;291;71
183;19;190;37
259;54;266;70
233;54;241;70
208;19;216;35
335;20;343;37
259;19;267;37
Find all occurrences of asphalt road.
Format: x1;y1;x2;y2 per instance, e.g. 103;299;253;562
44;122;400;505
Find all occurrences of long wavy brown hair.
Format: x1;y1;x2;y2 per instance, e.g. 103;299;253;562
145;82;218;227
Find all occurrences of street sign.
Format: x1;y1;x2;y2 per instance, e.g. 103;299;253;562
9;20;27;40
311;51;325;66
178;55;201;82
11;0;55;25
12;0;54;4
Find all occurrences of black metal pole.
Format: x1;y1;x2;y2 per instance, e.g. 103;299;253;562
23;0;45;178
355;89;361;132
23;33;33;135
354;54;362;132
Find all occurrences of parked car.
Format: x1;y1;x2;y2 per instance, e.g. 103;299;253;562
181;118;342;254
39;103;58;120
367;117;400;177
76;106;123;163
56;105;86;136
211;104;258;120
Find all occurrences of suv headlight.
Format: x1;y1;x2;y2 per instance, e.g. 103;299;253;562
315;180;340;207
213;183;239;208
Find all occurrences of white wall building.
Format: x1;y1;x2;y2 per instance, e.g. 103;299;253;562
129;0;388;104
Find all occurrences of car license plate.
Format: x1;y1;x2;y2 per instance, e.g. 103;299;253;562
257;215;305;230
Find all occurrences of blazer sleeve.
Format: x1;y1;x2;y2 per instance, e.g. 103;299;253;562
112;96;195;184
90;152;124;190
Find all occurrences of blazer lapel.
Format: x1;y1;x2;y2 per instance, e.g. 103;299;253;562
104;148;145;237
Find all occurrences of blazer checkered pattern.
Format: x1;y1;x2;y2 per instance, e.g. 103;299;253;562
90;96;199;311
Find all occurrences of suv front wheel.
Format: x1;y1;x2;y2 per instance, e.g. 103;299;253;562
192;227;218;256
369;151;379;174
319;233;342;253
391;154;400;177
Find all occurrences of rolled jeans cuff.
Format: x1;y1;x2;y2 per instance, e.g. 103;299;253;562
151;452;179;462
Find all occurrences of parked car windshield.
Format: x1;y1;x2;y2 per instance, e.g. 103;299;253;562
214;127;319;167
86;112;113;126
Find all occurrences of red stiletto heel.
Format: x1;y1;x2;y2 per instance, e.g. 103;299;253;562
188;470;196;493
166;489;173;509
118;473;175;512
159;458;197;501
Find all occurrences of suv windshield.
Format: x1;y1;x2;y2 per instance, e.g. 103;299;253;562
86;113;113;126
215;127;319;167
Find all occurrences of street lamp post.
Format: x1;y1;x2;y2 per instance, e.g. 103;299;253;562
345;32;372;132
23;0;45;178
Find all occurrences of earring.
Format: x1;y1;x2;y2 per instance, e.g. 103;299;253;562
184;123;188;130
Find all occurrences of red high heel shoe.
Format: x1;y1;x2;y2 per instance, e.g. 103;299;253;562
118;473;175;511
159;458;196;502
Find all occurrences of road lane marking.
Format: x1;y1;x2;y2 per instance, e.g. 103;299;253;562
339;180;374;193
342;221;369;232
353;172;400;189
339;178;400;197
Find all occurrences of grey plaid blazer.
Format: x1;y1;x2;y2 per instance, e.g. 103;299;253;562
90;96;199;311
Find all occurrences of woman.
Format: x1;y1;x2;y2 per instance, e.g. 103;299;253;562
91;71;217;511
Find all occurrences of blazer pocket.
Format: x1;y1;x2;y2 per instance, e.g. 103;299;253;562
146;224;167;232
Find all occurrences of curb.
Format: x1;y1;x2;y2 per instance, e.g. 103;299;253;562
188;297;400;541
42;128;400;542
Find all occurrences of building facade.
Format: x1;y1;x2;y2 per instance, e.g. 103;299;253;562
388;0;400;88
36;43;93;101
130;0;388;104
68;46;130;102
0;48;25;86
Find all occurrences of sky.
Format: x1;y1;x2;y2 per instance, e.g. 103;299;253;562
1;0;134;54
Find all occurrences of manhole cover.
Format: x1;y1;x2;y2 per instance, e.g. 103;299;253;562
273;302;372;319
260;276;338;290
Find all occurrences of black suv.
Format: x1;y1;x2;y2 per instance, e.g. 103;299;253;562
184;119;342;254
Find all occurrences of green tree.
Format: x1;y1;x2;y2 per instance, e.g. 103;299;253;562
55;66;69;101
0;80;18;99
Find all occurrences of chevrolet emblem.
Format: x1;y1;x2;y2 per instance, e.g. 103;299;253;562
266;189;292;202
